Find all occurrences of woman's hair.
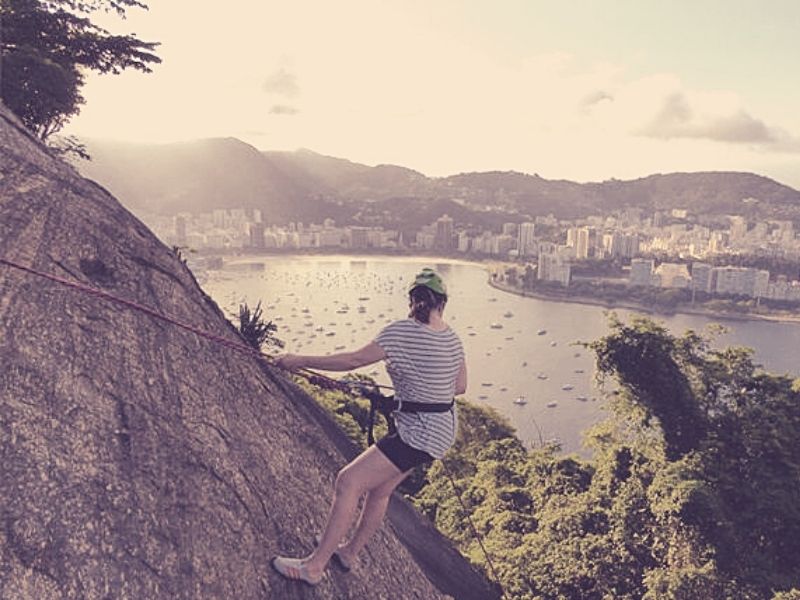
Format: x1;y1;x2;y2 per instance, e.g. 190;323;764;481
408;285;447;324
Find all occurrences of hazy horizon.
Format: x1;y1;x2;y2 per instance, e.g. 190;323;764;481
66;1;800;187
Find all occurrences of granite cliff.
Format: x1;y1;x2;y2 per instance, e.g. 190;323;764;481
0;106;497;599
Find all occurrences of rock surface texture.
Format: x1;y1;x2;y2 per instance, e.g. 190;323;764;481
0;106;496;599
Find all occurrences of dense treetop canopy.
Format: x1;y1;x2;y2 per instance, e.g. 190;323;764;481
0;0;159;143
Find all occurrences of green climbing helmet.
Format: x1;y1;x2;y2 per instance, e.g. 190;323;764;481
409;268;447;295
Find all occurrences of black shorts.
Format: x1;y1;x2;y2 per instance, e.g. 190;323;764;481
376;432;434;472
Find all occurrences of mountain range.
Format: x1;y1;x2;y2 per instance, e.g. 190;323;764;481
78;137;800;228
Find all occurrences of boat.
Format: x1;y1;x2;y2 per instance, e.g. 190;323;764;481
576;396;588;402
468;332;477;336
537;329;547;335
562;384;574;391
503;311;513;318
537;373;548;380
546;401;558;408
334;345;345;350
358;296;370;301
550;341;557;347
574;369;584;374
514;396;528;405
481;382;493;387
325;331;336;337
490;323;503;329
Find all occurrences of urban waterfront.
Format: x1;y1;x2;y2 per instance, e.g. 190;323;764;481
202;255;800;455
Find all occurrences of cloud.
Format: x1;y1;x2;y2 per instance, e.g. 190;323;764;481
639;92;776;144
269;104;299;116
263;68;299;98
578;90;614;112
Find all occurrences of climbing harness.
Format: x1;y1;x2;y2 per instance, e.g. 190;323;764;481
359;389;455;446
0;256;506;599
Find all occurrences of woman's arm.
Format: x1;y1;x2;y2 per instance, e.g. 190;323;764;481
455;359;467;396
276;341;386;372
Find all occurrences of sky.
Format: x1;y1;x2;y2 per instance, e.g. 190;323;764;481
67;0;800;187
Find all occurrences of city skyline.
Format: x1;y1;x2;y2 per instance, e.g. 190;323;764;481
66;1;800;188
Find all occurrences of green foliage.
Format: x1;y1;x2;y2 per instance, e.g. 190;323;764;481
0;0;160;142
295;377;378;452
236;301;283;351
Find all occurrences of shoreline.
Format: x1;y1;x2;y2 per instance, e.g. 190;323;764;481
213;251;800;325
487;278;800;325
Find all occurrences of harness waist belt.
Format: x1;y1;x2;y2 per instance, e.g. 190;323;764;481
363;392;454;445
392;398;455;413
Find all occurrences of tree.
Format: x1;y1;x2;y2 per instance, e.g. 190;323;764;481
0;0;159;144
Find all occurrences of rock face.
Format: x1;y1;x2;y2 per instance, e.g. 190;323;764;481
0;107;495;599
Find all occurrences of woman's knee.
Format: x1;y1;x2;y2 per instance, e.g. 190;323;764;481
369;474;404;500
334;466;363;497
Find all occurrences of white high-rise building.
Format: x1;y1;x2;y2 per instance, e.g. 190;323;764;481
713;267;769;298
575;227;590;259
691;262;713;293
517;222;536;256
537;242;571;286
629;259;654;287
655;263;691;289
729;216;748;240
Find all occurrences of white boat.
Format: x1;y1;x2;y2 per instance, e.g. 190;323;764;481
550;341;557;346
562;384;574;391
537;373;548;380
490;323;503;329
546;401;558;408
514;396;528;405
537;329;547;335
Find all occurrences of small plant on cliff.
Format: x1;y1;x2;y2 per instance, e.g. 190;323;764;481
237;301;283;351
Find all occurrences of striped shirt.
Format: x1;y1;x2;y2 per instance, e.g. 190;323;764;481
375;319;465;459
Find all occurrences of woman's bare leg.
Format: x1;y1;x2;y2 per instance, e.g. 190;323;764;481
337;468;410;563
302;445;402;577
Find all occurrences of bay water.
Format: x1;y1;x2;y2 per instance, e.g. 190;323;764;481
202;255;800;454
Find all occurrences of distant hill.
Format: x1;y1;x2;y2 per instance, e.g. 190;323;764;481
79;139;800;226
79;138;318;221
